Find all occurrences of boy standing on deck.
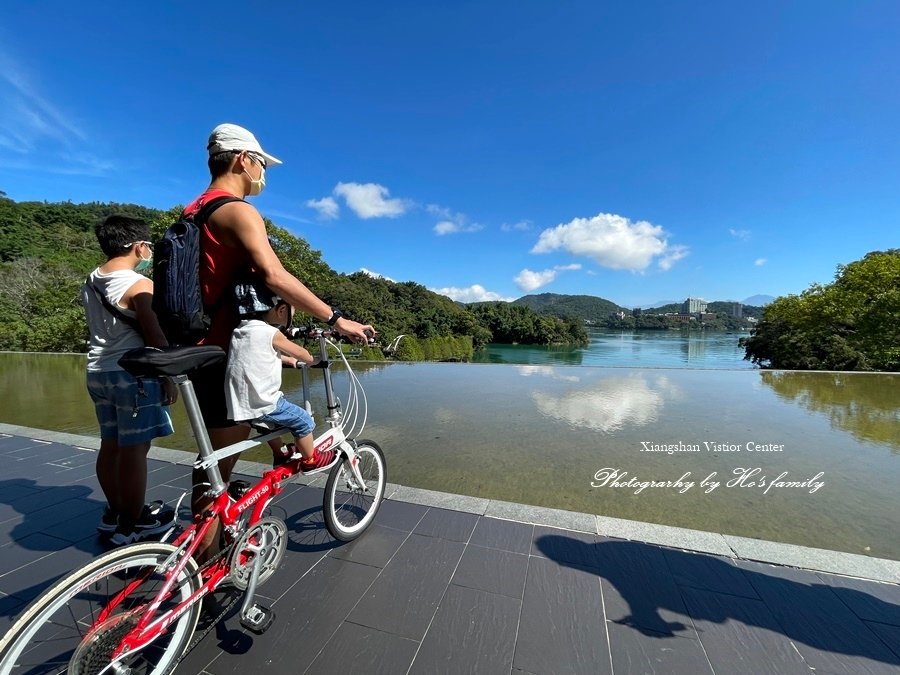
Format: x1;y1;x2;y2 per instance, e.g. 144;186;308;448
81;215;177;546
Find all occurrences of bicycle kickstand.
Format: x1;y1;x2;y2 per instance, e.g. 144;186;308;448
239;539;276;634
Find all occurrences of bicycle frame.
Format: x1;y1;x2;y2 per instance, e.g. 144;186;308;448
105;329;368;661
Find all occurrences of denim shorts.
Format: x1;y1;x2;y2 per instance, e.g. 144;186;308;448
87;371;174;445
256;395;315;439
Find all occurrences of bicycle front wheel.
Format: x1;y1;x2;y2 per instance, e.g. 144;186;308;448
323;439;386;541
0;542;201;675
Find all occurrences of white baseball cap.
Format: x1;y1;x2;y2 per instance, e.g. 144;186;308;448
207;123;282;166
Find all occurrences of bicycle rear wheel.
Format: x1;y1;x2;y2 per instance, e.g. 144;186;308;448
0;542;201;675
323;440;386;541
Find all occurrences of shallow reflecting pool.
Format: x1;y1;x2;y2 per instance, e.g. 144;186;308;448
1;353;898;561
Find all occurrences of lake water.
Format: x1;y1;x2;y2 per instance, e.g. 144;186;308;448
473;328;757;369
1;346;898;561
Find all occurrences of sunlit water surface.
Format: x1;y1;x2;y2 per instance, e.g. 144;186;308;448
1;350;897;561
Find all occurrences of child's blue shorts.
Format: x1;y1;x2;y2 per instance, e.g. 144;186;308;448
87;371;174;445
256;395;315;439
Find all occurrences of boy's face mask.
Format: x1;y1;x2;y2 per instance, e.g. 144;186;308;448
131;241;152;273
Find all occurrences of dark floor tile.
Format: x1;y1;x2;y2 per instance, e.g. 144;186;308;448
607;620;714;675
349;533;464;640
0;536;104;603
662;546;758;599
203;557;379;674
598;540;694;637
0;532;71;577
0;483;99;524
0;435;29;454
47;450;96;469
0;593;26;637
0;497;102;545
23;463;97;487
410;584;520;675
9;442;82;465
738;560;900;673
514;555;611;675
469;516;533;554
866;621;900;659
681;585;818;675
531;525;607;569
376;498;428;532
452;544;528;599
36;504;109;543
307;621;419;675
329;524;408;568
816;571;900;627
0;480;44;503
146;462;193;487
414;507;479;542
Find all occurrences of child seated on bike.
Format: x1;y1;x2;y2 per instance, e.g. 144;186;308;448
225;283;338;472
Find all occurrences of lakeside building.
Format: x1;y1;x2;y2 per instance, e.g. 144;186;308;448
682;297;708;313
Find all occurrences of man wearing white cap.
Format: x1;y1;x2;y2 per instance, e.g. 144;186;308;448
183;123;374;560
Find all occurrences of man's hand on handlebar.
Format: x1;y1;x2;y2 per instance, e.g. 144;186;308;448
334;316;376;345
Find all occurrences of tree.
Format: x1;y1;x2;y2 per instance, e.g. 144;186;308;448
742;250;900;371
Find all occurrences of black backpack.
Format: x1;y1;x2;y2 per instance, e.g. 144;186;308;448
152;195;243;345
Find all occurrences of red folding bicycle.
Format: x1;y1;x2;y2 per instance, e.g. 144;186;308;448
0;327;386;674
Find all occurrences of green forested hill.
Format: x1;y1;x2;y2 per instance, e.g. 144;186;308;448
512;293;627;322
0;195;583;356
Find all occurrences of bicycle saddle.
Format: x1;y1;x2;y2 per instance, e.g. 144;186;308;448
118;345;226;377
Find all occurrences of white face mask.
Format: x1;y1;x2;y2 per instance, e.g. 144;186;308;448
243;157;266;196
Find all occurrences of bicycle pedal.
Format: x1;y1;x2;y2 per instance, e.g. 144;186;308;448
240;603;275;634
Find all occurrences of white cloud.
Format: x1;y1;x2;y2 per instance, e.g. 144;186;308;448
755;258;767;266
359;267;395;282
515;268;559;292
658;245;689;271
430;284;514;303
730;228;751;241
514;264;582;292
532;213;687;272
501;220;532;232
426;204;455;219
433;220;483;235
428;203;483;236
306;196;339;220
333;182;410;219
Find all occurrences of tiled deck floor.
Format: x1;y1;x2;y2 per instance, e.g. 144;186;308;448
1;432;899;674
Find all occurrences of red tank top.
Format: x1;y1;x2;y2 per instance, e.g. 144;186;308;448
183;188;251;348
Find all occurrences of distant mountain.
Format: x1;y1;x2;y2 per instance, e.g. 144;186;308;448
512;293;627;323
742;294;775;306
512;292;771;323
645;299;680;309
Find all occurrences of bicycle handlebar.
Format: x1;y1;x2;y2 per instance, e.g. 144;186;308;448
284;326;377;346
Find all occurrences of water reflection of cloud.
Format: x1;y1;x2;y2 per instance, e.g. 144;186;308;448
516;365;581;382
531;374;679;432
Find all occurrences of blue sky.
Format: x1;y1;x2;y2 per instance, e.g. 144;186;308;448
1;2;898;308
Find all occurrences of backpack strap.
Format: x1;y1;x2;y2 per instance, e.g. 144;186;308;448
191;195;245;225
87;281;142;332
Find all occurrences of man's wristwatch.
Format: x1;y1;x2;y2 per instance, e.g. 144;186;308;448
326;307;343;326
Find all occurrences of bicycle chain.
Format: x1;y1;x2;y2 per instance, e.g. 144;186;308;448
174;542;241;665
